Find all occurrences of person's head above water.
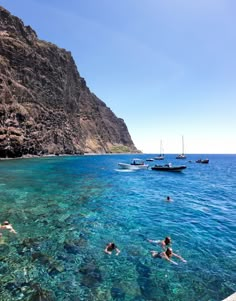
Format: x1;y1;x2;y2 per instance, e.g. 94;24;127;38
108;242;115;249
165;247;173;258
164;237;171;245
105;242;120;255
166;196;173;202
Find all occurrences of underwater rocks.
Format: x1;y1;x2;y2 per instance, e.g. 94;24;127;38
2;276;56;301
31;252;65;275
110;287;126;300
0;243;10;259
79;261;102;288
27;284;56;301
63;237;87;254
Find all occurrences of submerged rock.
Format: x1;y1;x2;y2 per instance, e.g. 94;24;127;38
111;287;126;300
79;261;102;288
28;284;56;301
31;251;65;275
0;244;10;259
63;238;86;254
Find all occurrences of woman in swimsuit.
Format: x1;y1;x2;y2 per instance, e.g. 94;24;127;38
150;247;187;265
148;236;171;249
104;242;120;255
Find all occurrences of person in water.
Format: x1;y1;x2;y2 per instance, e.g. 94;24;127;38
104;242;120;255
148;236;171;249
150;247;187;265
166;196;172;202
0;221;17;234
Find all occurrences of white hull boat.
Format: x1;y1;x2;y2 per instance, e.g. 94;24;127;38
118;159;149;170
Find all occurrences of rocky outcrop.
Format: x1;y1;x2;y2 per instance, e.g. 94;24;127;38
0;6;139;158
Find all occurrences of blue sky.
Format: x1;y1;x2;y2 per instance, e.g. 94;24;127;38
1;0;236;154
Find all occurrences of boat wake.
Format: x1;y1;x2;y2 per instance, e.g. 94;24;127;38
114;169;135;172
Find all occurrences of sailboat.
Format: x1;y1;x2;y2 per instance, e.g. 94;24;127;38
176;136;186;159
154;140;165;160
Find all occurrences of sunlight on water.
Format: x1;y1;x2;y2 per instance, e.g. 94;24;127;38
0;154;235;301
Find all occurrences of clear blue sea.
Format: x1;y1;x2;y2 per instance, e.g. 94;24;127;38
0;154;235;301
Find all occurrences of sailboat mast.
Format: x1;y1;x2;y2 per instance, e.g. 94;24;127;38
176;135;186;159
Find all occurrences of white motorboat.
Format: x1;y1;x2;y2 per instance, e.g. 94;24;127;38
118;158;149;170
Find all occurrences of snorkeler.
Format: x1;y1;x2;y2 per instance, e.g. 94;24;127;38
148;236;171;249
104;242;120;256
0;221;17;234
150;247;187;265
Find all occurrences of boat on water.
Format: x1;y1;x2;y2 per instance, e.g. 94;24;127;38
155;156;165;160
151;163;186;172
146;158;155;161
196;159;209;164
176;154;186;159
118;158;149;170
154;140;165;160
176;135;186;159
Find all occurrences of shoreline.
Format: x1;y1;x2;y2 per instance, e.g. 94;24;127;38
0;153;235;162
0;152;142;161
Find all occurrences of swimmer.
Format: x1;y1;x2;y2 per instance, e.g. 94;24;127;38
150;247;187;265
148;236;171;249
104;242;120;256
0;221;17;234
166;196;172;202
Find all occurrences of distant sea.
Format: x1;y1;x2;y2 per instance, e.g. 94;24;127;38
0;154;235;301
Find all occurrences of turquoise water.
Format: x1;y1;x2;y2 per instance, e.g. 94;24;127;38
0;154;235;301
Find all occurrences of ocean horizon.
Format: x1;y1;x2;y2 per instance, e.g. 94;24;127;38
0;154;235;301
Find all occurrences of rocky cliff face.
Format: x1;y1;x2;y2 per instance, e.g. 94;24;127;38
0;6;139;158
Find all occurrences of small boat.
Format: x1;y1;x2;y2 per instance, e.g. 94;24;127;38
118;158;149;170
154;155;165;160
196;159;209;164
176;154;186;159
176;136;186;159
151;163;186;172
146;158;154;161
154;140;165;160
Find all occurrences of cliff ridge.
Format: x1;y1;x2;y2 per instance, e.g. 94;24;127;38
0;6;139;158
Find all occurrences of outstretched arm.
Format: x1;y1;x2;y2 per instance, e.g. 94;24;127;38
163;253;178;265
172;252;187;262
115;248;120;256
148;239;162;245
104;246;112;254
10;227;17;234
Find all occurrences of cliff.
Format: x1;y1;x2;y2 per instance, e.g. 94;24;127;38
0;6;139;158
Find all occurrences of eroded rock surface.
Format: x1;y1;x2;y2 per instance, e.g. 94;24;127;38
0;6;138;158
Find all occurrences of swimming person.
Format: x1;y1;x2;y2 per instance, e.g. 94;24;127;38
166;196;172;202
150;247;187;265
0;221;17;234
104;242;120;255
148;236;171;249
